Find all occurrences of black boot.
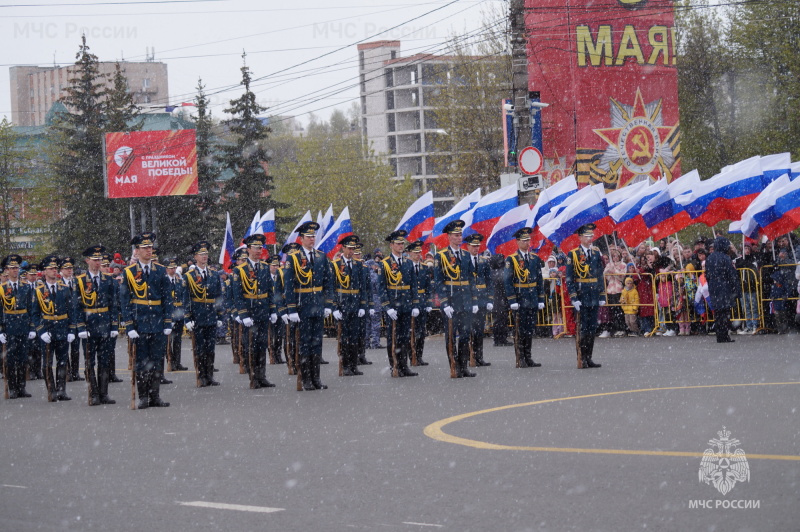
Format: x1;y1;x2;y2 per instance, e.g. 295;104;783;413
357;352;372;365
311;355;327;389
399;346;417;377
70;346;84;381
415;340;429;366
149;371;170;407
16;365;30;398
7;364;19;399
88;368;100;406
207;354;220;386
55;366;71;401
109;351;123;383
458;347;475;377
301;358;315;391
585;337;601;368
98;368;116;404
257;361;275;388
475;341;491;366
136;371;149;409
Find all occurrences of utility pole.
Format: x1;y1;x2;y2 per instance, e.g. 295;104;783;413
510;0;530;153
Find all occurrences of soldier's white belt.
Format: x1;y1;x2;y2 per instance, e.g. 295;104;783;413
244;293;272;299
4;309;27;315
444;281;469;286
294;287;323;294
84;307;109;314
576;278;598;283
336;289;359;294
388;285;411;290
43;314;68;321
191;298;216;304
132;299;161;305
514;282;537;288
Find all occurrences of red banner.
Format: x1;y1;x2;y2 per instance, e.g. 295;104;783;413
103;129;198;199
527;0;681;190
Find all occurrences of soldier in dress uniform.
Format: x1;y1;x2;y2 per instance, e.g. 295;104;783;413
504;228;545;368
268;254;286;364
352;243;373;366
566;223;605;369
231;234;277;389
283;222;335;390
434;220;478;378
280;243;302;375
405;240;431;366
101;253;124;383
378;230;420;378
120;233;175;409
21;262;43;381
31;255;78;401
1;254;36;399
184;241;223;387
75;245;119;405
229;247;248;368
331;235;368;376
59;256;85;382
165;258;189;374
465;234;493;366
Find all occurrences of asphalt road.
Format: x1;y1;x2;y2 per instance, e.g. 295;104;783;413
1;333;798;532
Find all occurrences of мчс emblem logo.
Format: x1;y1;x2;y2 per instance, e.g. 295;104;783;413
699;427;750;496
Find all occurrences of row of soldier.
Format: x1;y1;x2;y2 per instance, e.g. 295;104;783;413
0;220;606;407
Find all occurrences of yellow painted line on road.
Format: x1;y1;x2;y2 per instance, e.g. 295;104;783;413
423;382;800;461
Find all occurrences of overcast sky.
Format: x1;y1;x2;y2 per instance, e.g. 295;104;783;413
1;0;501;125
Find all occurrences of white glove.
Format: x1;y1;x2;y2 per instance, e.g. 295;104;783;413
443;306;454;319
110;330;119;338
281;314;289;324
127;330;139;339
486;303;494;312
288;312;300;323
411;308;420;318
471;305;478;314
234;315;242;324
425;306;432;313
78;331;89;339
573;301;582;311
599;299;606;306
357;309;365;318
538;302;545;310
369;309;375;317
40;332;52;344
28;331;36;340
270;313;278;324
510;303;520;311
163;328;173;336
0;333;6;344
185;321;195;332
333;310;343;321
242;317;254;328
216;320;223;328
386;308;398;321
67;333;76;343
324;308;332;319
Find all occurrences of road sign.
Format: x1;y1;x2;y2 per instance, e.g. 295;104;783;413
518;174;542;192
518;146;543;175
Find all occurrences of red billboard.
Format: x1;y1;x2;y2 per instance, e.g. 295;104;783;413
527;0;681;190
103;129;198;199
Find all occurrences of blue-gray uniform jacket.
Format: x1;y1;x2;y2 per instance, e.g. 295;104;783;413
31;281;77;339
471;255;494;307
184;268;223;327
378;255;419;313
283;249;334;318
412;261;433;309
565;246;606;306
504;250;545;308
434;248;476;311
75;272;118;336
271;267;287;317
231;260;274;322
332;257;368;315
119;262;175;334
167;274;188;322
0;280;34;337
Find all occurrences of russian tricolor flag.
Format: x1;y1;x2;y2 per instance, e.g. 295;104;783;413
486;203;531;256
642;169;700;237
282;211;312;255
427;188;481;250
317;207;353;259
611;179;663;246
462;184;518;245
528;175;578;250
258;209;276;245
729;174;791;239
242;210;261;243
395;191;434;243
218;212;235;272
537;185;611;260
316;204;335;243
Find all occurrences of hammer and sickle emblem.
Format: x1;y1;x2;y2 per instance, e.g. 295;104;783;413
630;132;651;160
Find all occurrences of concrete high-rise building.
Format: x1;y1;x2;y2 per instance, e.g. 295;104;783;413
358;41;460;213
9;61;168;126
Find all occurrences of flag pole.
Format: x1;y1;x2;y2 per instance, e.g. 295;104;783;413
787;233;798;264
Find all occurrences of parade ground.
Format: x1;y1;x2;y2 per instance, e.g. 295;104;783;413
1;333;798;532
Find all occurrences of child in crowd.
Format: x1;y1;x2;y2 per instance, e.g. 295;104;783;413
620;276;640;336
673;273;691;335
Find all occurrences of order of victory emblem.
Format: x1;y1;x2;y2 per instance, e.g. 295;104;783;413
698;427;750;496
